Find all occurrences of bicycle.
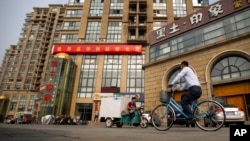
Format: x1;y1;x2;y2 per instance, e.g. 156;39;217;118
151;87;226;132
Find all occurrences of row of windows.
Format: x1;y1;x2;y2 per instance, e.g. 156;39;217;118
61;21;123;42
62;20;174;42
8;95;36;112
77;55;145;98
150;9;250;62
64;0;193;17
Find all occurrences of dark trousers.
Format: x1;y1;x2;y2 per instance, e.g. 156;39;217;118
181;86;202;119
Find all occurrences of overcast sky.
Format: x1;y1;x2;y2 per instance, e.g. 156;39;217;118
0;0;68;64
0;0;219;64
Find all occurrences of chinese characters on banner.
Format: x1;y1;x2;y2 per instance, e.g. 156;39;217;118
51;44;142;55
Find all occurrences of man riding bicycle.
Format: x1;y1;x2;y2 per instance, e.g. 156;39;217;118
168;61;202;122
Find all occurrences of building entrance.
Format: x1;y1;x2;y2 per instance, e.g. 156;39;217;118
75;103;93;121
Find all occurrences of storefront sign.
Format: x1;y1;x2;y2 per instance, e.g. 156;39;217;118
93;93;144;102
93;93;120;101
52;44;142;55
150;0;250;45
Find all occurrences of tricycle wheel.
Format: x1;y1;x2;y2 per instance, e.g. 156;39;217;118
116;122;123;128
105;118;113;128
140;118;149;128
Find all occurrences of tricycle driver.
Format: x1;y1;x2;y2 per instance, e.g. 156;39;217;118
127;97;137;119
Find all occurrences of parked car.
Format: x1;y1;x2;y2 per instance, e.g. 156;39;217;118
142;110;160;126
205;103;246;127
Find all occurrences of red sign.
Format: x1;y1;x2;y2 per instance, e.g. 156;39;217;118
51;60;58;67
52;44;142;55
44;94;52;101
46;84;54;90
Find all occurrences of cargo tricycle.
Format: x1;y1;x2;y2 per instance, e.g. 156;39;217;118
105;107;149;128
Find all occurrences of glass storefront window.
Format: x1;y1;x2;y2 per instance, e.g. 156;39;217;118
150;9;250;62
211;56;250;82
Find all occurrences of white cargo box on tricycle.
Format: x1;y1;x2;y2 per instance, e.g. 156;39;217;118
99;96;148;128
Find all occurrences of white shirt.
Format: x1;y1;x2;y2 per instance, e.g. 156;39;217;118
171;66;200;90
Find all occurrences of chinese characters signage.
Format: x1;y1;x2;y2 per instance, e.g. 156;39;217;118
42;59;59;102
93;93;144;102
52;44;142;55
151;0;250;44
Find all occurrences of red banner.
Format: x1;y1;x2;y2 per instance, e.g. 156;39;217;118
51;44;142;55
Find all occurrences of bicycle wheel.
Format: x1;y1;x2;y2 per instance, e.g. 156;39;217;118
151;104;175;131
194;100;225;131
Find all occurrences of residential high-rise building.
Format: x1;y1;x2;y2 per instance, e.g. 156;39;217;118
0;0;209;122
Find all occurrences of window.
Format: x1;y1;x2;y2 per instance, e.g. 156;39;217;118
31;25;37;32
18;95;27;111
8;95;18;112
127;55;145;93
109;0;123;16
56;24;62;32
63;21;80;30
61;34;78;42
153;0;167;17
89;0;104;16
66;10;82;17
211;56;250;82
102;55;121;87
68;0;84;5
192;0;209;6
78;55;97;98
173;0;187;18
106;22;122;42
85;21;101;42
168;67;187;88
27;95;36;111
